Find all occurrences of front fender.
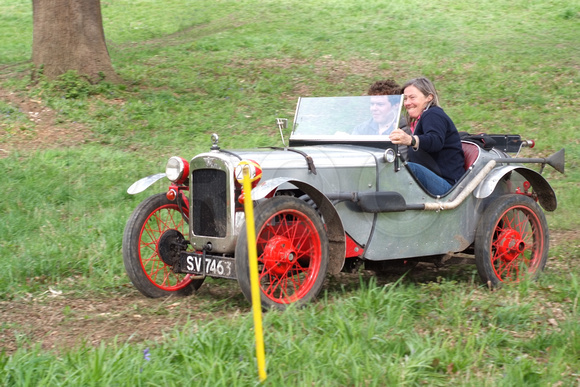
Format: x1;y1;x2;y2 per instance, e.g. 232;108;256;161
474;166;557;211
252;177;346;274
127;173;166;194
251;177;294;200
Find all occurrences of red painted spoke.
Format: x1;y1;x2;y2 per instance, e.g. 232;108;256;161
142;249;159;265
137;204;191;290
142;238;157;252
263;276;276;295
264;274;283;300
497;259;515;279
258;223;277;244
288;270;303;293
158;210;177;232
493;206;544;281
149;259;162;281
143;223;160;244
513;217;526;235
162;268;173;286
259;259;278;279
285;216;299;240
295;243;314;261
502;212;515;230
256;209;321;303
277;276;289;300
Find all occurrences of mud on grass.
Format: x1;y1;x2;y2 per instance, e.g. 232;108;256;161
0;265;451;355
0;87;97;158
0;279;250;355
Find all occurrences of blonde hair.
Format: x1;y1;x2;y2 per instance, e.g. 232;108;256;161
402;77;441;126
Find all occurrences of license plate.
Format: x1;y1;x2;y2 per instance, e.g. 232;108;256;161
179;252;236;279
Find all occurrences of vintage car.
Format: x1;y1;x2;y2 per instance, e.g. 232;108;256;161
122;95;565;310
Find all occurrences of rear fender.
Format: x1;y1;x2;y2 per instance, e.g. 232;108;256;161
252;177;346;274
474;166;557;211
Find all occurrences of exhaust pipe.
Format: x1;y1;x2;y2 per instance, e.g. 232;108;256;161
424;160;497;211
494;148;565;174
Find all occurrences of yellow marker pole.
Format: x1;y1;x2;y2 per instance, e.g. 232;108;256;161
242;166;267;382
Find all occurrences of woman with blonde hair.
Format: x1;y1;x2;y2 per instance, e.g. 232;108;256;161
390;77;464;196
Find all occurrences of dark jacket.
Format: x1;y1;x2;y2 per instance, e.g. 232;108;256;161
408;106;465;185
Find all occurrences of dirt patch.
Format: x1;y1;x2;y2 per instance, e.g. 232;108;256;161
0;280;249;355
0;87;95;158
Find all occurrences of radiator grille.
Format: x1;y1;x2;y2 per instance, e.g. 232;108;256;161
191;169;227;237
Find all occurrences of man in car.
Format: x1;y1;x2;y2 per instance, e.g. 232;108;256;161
352;79;403;136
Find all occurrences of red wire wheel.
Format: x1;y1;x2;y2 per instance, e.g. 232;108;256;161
475;194;549;287
123;193;204;297
236;196;329;310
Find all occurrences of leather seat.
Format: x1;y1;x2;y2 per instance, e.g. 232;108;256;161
462;141;480;170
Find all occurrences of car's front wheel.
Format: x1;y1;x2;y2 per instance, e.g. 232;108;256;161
123;193;204;297
235;196;329;310
475;194;549;287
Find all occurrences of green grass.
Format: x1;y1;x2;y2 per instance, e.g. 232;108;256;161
1;0;579;385
1;277;579;385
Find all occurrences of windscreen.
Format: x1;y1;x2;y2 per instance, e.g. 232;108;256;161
290;95;404;141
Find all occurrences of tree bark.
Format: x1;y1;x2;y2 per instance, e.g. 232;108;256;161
32;0;120;83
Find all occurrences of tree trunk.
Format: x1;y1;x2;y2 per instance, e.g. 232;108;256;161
32;0;120;83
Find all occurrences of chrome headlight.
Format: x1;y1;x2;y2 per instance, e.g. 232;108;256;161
384;148;396;163
165;156;188;182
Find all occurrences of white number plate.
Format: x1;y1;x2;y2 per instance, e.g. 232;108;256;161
180;253;236;279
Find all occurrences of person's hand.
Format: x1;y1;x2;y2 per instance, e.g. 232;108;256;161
390;128;413;146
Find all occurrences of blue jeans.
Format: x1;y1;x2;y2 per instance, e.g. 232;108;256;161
406;162;452;196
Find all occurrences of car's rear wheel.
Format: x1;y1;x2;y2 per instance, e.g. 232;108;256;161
475;194;549;287
123;193;204;297
236;196;329;310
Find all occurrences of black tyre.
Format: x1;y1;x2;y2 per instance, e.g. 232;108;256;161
236;196;329;310
475;194;549;287
122;193;204;297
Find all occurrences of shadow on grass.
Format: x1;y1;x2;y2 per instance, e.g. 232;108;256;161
324;260;480;297
187;260;481;310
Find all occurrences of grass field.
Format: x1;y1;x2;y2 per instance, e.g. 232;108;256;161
1;0;579;385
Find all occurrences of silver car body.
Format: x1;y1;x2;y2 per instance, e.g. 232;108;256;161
185;96;558;274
